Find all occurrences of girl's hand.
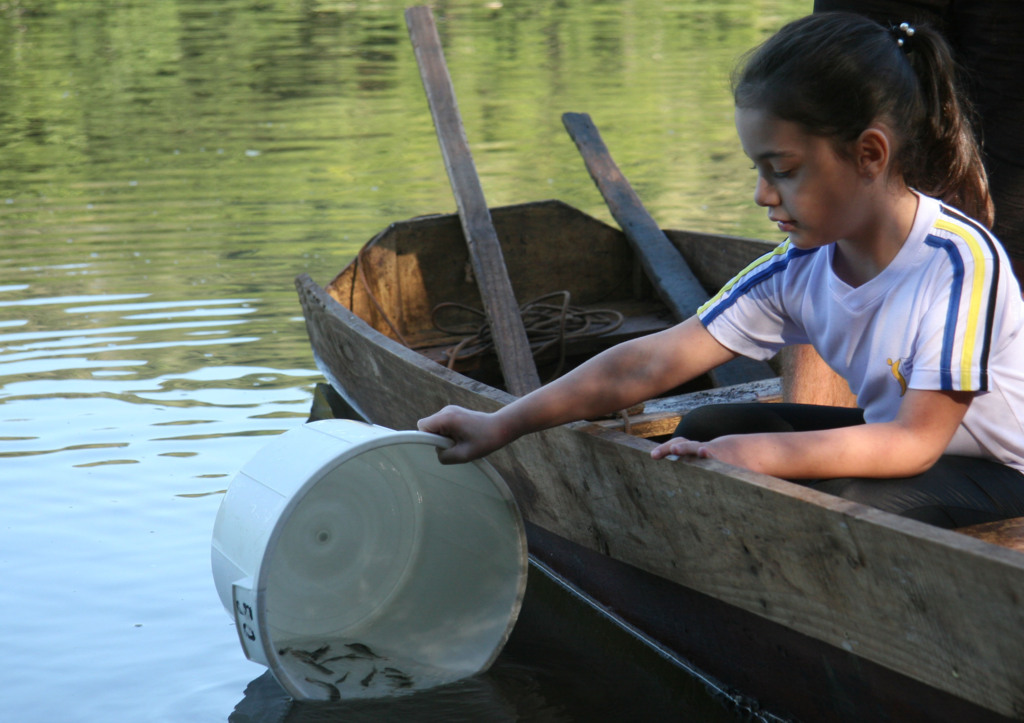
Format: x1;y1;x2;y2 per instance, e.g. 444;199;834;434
417;405;508;464
651;436;717;461
651;434;767;471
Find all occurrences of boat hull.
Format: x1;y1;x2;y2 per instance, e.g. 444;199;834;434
296;201;1024;722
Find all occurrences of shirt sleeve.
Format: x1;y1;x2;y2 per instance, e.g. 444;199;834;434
907;223;1003;393
697;241;813;360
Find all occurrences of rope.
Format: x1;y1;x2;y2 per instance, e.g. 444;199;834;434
431;291;624;381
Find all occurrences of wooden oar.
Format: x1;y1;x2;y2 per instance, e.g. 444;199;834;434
406;6;541;396
562;112;775;387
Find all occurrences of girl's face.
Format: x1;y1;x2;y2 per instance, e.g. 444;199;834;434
735;106;870;250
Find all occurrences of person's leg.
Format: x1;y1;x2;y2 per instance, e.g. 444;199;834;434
808;456;1024;528
779;344;858;405
674;402;864;441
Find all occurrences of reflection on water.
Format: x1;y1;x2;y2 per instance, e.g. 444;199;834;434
0;1;802;721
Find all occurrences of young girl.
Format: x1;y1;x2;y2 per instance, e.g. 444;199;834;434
417;12;1024;529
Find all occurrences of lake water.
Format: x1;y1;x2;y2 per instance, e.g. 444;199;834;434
0;1;804;720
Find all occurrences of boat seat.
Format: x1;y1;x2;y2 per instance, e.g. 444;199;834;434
591;377;782;437
956;517;1024;552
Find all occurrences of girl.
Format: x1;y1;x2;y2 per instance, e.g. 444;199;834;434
417;13;1024;529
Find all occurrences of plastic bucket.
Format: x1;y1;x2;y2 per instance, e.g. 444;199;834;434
211;419;528;701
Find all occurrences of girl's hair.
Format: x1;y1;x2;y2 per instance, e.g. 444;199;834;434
733;12;994;228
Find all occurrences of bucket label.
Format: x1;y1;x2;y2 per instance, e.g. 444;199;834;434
231;579;267;665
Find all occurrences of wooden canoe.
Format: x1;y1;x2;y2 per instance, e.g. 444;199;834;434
295;199;1024;722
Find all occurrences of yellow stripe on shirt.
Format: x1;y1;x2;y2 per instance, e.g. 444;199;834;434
934;217;988;390
698;240;793;316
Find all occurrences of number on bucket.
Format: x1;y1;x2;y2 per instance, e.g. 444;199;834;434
235;600;256;641
231;579;267;664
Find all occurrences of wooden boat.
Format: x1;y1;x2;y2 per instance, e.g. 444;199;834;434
295;199;1024;722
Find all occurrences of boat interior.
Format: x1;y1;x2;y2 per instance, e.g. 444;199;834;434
322;200;786;438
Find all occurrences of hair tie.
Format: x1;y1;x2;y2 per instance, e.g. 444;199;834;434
893;21;915;51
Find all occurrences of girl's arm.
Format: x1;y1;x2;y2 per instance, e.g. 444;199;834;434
652;387;973;479
418;316;738;463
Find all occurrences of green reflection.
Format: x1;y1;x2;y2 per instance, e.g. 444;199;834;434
0;0;805;379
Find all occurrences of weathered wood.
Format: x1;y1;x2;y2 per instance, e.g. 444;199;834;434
958;517;1024;552
527;522;1013;723
328;202;642;340
298;268;1024;719
561;112;708;316
592;377;783;437
296;201;1024;719
562;111;776;388
405;6;541;396
664;227;777;292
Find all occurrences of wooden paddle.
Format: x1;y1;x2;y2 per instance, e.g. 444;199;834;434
406;6;541;396
562;112;775;387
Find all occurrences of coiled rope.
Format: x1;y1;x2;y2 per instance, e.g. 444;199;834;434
431;291;624;381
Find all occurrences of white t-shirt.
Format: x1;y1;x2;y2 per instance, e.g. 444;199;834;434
698;193;1024;471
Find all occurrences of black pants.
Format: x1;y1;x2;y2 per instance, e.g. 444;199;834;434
675;403;1024;528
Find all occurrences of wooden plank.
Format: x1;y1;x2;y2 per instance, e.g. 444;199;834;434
562;112;708;316
958;517;1024;552
562;111;775;388
591;377;782;436
297;272;1024;718
405;6;541;396
664;227;777;292
525;521;1011;723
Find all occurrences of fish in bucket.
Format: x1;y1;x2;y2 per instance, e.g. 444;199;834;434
211;419;528;701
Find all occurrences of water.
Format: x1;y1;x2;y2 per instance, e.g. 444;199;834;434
0;1;803;720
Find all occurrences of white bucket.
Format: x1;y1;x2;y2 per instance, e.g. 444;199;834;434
211;419;528;701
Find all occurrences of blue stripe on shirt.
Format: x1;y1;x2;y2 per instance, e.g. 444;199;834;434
924;234;965;390
699;244;818;326
940;205;1000;390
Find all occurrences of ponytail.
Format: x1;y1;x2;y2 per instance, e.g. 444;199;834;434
734;13;993;228
903;25;994;227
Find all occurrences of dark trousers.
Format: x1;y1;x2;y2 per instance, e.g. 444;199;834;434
675;403;1024;528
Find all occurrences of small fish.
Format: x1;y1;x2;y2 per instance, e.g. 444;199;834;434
277;647;292;656
360;666;378;687
384;668;413;689
289;650;333;675
307;660;334;675
335;672;349;684
322;654;361;663
304;677;340;702
307;644;331;661
346;642;382;659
